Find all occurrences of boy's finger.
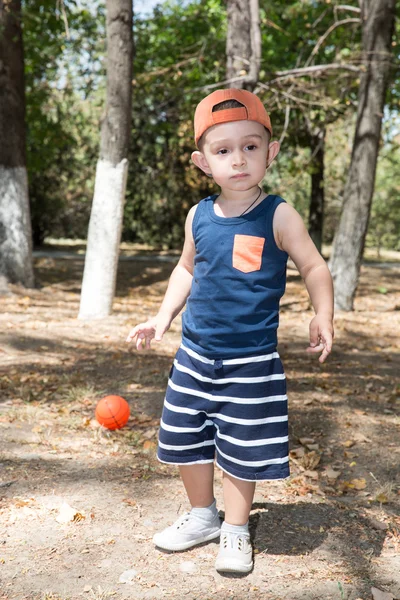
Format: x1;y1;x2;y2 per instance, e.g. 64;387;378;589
321;331;333;353
136;333;145;351
319;345;331;363
309;321;319;347
126;324;141;342
306;343;324;354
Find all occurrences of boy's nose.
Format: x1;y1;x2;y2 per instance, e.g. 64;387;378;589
232;151;246;167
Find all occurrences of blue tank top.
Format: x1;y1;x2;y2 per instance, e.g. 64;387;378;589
181;194;288;359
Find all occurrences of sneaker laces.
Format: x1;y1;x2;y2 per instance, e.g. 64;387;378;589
174;513;191;530
221;531;250;551
174;511;217;530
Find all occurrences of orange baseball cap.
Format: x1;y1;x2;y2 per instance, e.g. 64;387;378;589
194;88;272;147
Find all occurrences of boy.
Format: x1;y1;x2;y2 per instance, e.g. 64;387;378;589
126;89;334;574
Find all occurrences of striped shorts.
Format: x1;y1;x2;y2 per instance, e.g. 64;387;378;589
157;344;290;482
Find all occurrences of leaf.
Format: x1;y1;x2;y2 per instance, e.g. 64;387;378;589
306;443;320;451
301;451;321;470
325;467;341;480
143;440;156;450
56;502;85;524
371;587;394;600
353;432;371;443
374;493;389;504
369;518;388;531
299;437;315;446
290;447;305;459
351;478;367;490
343;440;355;448
338;480;355;492
142;428;157;439
122;498;137;507
303;470;319;480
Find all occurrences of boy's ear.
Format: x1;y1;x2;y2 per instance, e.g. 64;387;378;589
266;140;280;168
191;150;212;175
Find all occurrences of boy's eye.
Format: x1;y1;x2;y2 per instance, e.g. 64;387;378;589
217;148;228;155
245;144;257;151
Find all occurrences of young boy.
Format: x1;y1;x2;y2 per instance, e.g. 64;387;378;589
126;89;334;574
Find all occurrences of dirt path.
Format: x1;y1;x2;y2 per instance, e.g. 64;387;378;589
0;251;399;600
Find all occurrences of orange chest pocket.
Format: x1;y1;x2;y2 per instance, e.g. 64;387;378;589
232;234;265;273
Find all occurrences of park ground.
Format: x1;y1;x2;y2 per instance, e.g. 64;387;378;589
0;243;399;600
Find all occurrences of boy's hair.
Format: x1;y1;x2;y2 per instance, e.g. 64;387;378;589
212;99;244;112
194;88;272;148
197;100;244;149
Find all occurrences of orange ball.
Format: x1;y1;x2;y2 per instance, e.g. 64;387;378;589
95;395;130;430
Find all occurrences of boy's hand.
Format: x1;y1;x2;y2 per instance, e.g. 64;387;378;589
126;314;171;351
306;314;334;364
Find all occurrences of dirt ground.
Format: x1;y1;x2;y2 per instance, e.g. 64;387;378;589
0;246;399;600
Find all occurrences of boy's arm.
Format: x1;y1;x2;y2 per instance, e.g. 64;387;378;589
273;203;334;363
126;206;197;350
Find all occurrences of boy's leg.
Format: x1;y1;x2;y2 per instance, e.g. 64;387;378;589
153;463;221;552
179;463;215;507
215;472;255;573
222;471;255;525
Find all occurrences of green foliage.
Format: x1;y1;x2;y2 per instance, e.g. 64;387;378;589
366;122;400;253
124;0;226;247
23;0;104;244
22;0;399;251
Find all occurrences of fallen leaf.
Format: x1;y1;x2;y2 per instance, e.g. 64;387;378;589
306;443;320;451
351;478;367;490
301;451;321;470
119;569;138;584
338;481;355;492
143;440;156;450
142;428;157;440
353;432;371;443
371;587;394;600
299;437;315;446
56;502;86;524
374;493;389;504
325;467;341;480
290;447;305;459
122;498;137;507
303;470;319;480
343;440;355;448
369;518;388;531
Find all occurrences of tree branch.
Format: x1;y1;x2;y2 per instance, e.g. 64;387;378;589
304;18;361;68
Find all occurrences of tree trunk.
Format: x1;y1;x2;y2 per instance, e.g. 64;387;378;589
79;0;133;319
308;127;325;253
329;0;396;311
0;0;34;288
226;0;261;91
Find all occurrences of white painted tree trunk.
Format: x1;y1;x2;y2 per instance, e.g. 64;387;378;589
0;165;34;287
78;158;128;319
78;0;132;319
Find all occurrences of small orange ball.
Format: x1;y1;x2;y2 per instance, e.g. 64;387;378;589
95;395;130;430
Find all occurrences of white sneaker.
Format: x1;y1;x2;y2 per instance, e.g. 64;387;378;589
215;531;253;573
153;511;221;552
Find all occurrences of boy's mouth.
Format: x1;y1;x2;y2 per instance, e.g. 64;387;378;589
231;173;249;179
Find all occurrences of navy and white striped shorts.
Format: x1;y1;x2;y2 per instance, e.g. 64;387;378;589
157;344;290;482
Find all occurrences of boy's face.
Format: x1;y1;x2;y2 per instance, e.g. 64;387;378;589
192;120;279;192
